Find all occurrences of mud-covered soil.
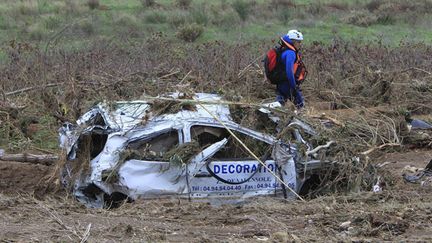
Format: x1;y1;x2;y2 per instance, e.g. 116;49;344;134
1;150;431;242
0;161;52;194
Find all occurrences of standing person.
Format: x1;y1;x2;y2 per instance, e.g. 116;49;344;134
276;30;306;109
264;30;307;110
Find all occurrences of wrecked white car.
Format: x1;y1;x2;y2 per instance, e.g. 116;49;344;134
59;93;328;208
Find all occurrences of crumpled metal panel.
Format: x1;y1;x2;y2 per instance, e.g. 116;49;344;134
119;160;188;198
59;93;320;208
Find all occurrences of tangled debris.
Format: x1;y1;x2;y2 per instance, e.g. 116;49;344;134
403;159;432;186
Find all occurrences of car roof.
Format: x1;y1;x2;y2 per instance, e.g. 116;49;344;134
77;93;232;131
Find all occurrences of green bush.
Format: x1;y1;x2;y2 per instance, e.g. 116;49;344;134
65;1;82;15
270;0;295;8
87;0;100;10
44;16;61;30
219;0;229;10
176;23;204;42
307;1;326;16
211;10;239;29
375;3;398;25
12;2;38;19
115;14;139;29
176;0;192;9
28;24;44;41
37;0;49;14
141;0;156;8
327;2;350;11
232;0;251;21
277;8;290;23
376;12;395;25
168;11;189;27
191;4;209;25
144;10;167;24
79;19;95;36
344;10;378;27
0;15;12;30
366;0;385;12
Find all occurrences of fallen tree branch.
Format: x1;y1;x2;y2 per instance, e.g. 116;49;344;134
0;150;58;165
158;70;180;79
139;95;291;114
5;82;64;96
80;223;92;243
400;67;432;76
360;143;401;155
178;70;192;85
310;113;345;127
238;54;265;78
306;141;335;156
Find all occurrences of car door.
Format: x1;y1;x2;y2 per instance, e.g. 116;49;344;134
186;124;297;199
117;128;190;198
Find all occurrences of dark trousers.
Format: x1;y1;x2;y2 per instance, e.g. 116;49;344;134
276;82;304;108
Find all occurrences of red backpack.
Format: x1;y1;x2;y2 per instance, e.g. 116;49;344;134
263;45;288;85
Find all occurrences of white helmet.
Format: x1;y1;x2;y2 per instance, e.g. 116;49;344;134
287;29;303;41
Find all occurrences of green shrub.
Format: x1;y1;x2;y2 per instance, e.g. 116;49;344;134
79;19;95;35
37;0;49;14
232;0;251;21
0;15;12;30
65;0;81;15
366;0;385;12
191;4;209;25
13;2;38;17
307;1;326;16
30;115;59;151
375;3;398;24
176;0;192;9
211;10;239;29
277;8;290;23
144;10;167;24
344;10;378;27
424;0;432;13
87;0;99;10
176;23;204;42
44;16;61;30
270;0;295;8
327;2;350;11
376;12;395;25
169;11;189;27
28;24;44;41
141;0;156;7
115;14;139;29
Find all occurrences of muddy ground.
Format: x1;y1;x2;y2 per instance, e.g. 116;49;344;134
1;20;431;242
1;149;431;242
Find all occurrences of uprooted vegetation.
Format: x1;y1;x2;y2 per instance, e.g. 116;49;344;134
1;34;432;198
1;20;432;243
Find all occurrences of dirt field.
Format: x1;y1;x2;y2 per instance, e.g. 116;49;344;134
1;19;431;241
1;149;431;242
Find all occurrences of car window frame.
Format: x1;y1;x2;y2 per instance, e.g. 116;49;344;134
183;121;276;162
124;127;184;163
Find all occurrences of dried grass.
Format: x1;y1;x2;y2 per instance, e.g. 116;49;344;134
2;36;431;196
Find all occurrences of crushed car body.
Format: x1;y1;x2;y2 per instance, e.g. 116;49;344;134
59;93;329;208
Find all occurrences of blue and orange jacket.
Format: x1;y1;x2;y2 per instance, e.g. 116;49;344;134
281;36;306;88
277;36;306;106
